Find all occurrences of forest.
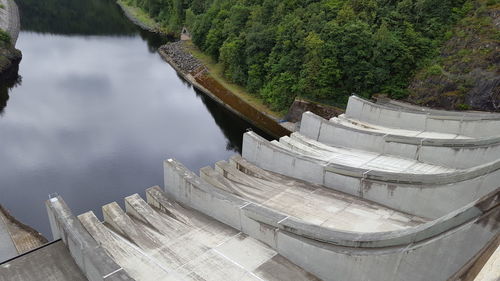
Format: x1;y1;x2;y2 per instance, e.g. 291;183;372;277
121;0;477;110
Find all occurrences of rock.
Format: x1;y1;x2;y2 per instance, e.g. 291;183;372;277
159;41;204;75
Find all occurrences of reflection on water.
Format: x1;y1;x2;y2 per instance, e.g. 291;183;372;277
0;64;22;115
17;0;136;36
0;0;269;237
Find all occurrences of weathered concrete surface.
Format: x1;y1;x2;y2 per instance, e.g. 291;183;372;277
77;188;319;281
0;0;20;45
300;111;500;169
46;196;135;281
0;210;17;262
242;131;500;219
201;156;427;233
283;132;457;174
345;96;500;138
164;158;500;281
0;241;88;281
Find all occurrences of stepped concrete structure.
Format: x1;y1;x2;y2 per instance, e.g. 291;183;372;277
2;96;499;281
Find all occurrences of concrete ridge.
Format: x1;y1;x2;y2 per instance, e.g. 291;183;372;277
375;96;500;119
46;196;135;281
242;131;500;218
307;111;500;147
163;158;499;281
346;96;500;138
354;95;500;120
164;158;499;249
300;111;500;169
245;131;500;185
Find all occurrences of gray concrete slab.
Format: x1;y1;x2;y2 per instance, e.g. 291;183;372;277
202;157;427;233
0;241;88;281
282;133;457;174
0;214;17;263
78;190;319;281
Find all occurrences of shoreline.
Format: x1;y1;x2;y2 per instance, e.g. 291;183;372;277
115;1;292;138
158;42;291;138
116;0;176;36
0;204;47;261
0;0;22;77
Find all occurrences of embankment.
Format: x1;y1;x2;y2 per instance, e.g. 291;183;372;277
0;0;21;78
159;41;291;138
116;0;175;36
115;1;292;138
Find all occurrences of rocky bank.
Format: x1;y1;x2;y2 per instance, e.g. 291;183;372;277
159;41;204;75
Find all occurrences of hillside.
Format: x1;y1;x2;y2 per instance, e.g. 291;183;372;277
408;0;499;111
121;0;497;111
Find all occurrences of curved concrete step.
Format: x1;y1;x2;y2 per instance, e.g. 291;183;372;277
164;158;500;281
242;131;500;218
209;155;428;233
299;111;500;169
284;133;456;174
345;96;500;137
146;187;318;281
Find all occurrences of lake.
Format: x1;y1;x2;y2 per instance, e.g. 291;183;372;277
0;0;269;237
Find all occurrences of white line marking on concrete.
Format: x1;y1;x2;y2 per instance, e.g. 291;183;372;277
102;267;123;279
212;249;266;281
277;216;289;225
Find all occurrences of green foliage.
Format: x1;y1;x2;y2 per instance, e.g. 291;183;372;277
126;0;470;110
425;64;444;77
0;30;11;45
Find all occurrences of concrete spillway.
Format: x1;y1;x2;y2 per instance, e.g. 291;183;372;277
46;187;319;281
14;95;498;281
200;155;428;232
163;157;499;281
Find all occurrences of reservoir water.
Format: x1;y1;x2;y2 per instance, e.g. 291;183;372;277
0;0;268;237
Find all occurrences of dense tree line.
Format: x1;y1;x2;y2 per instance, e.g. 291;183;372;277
17;0;137;35
124;0;473;110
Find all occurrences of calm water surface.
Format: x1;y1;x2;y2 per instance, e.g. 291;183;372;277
0;0;268;237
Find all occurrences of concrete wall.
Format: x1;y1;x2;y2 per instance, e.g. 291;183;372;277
0;0;20;46
345;96;500;138
163;158;500;281
300;111;500;169
377;97;500;118
46;197;135;281
242;131;500;219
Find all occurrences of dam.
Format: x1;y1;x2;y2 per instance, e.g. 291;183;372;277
1;96;497;281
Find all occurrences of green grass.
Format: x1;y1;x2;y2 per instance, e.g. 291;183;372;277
0;29;11;45
117;0;171;34
184;41;285;119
